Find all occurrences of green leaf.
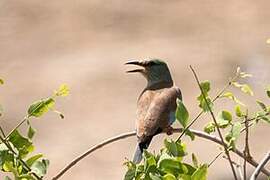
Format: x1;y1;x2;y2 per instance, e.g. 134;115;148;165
0;144;14;168
26;154;43;167
197;95;213;112
203;122;215;134
18;174;36;180
124;161;136;180
176;99;189;128
239;72;252;78
143;151;157;174
192;153;198;168
3;161;17;175
222;92;246;106
158;158;182;175
217;110;232;128
54;84;69;97
191;164;208;180
8;130;34;158
266;86;270;98
149;173;162;180
31;159;49;177
255;111;270;123
27;126;36;139
0;78;4;85
197;81;213;112
256;100;267;112
178;174;192;180
163;174;177;180
164;139;186;158
185;129;195;141
200;81;210;94
241;84;254;96
28;98;55;117
235;105;243;117
225;122;242;149
222;92;234;99
233;82;254;96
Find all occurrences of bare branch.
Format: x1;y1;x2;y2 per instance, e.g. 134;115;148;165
223;156;244;180
0;125;5;138
190;65;238;180
52;128;270;180
208;151;223;167
250;151;270;180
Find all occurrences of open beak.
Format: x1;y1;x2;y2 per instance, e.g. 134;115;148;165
125;60;145;73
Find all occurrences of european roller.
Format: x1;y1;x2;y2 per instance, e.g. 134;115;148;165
125;59;182;163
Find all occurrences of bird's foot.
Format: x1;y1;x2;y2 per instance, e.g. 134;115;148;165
164;126;173;135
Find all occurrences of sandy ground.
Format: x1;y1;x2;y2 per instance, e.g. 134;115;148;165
0;0;270;179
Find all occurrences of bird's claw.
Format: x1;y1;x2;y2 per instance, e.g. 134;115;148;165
164;126;173;135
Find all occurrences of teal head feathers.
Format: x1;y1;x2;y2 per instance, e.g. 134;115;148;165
125;59;173;88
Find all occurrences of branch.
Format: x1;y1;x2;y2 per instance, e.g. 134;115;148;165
208;151;223;167
223;156;244;180
52;128;270;180
250;151;270;180
0;125;6;138
243;115;252;180
5;115;29;140
190;65;238;180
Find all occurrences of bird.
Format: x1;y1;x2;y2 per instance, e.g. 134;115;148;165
125;58;182;163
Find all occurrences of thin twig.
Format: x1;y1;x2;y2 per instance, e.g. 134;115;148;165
177;69;239;141
223;156;244;180
250;151;270;180
177;111;203;141
190;65;238;180
5;115;29;140
208;151;223;167
0;135;42;180
243;115;251;180
0;125;6;137
52;128;270;180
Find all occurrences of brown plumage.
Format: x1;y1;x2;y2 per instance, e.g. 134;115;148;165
125;59;182;163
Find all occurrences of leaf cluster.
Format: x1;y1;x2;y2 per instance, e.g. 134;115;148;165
124;139;207;180
0;83;69;179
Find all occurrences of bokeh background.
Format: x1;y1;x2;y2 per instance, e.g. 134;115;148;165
0;0;270;179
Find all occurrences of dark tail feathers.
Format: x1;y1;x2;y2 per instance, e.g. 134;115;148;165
132;137;153;164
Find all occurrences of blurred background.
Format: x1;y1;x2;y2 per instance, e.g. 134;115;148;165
0;0;270;179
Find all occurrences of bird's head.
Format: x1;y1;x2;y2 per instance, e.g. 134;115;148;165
125;59;173;88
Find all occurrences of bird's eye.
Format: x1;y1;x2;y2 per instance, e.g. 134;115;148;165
147;61;157;66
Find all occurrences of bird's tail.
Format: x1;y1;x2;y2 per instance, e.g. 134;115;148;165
132;137;153;164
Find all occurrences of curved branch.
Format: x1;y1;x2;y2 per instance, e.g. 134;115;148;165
250;151;270;180
52;128;270;180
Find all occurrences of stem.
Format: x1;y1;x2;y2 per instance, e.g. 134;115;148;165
177;111;203;141
190;65;238;180
243;115;251;180
0;125;6;137
0;135;42;180
52;128;270;180
5;115;29;140
208;151;223;167
223;156;244;180
250;151;270;180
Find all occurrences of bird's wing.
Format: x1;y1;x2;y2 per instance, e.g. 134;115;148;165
136;86;182;142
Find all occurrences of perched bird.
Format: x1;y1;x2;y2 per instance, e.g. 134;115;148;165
125;59;182;163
